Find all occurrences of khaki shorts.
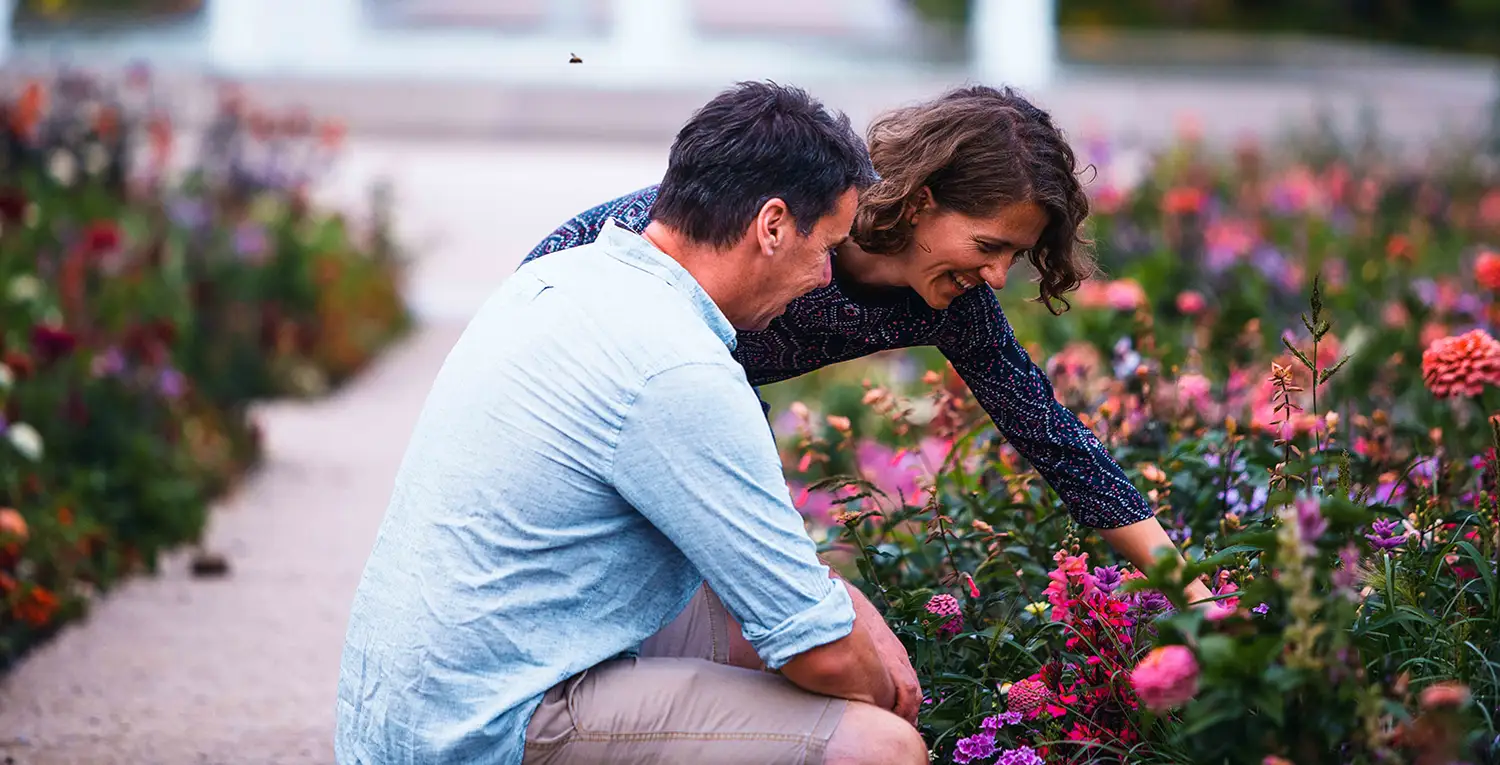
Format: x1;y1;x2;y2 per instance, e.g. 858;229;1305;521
522;584;849;764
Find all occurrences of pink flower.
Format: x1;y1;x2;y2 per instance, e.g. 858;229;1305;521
854;437;950;506
1175;290;1207;315
787;482;837;527
1130;645;1200;711
925;594;963;637
1105;279;1146;311
1174;373;1213;411
1006;678;1052;716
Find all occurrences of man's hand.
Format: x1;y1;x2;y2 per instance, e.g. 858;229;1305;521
839;580;922;726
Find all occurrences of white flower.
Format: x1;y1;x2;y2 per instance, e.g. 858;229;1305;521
6;422;43;462
84;143;111;177
0;363;12;392
48;149;78;186
8;274;43;303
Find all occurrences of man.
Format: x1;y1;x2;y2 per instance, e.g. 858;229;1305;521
336;81;927;765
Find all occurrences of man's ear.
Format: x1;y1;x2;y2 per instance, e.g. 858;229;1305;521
755;197;792;256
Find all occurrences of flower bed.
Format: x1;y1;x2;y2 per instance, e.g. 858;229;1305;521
776;127;1500;762
0;70;410;670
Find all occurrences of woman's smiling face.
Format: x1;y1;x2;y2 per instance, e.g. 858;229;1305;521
901;194;1051;310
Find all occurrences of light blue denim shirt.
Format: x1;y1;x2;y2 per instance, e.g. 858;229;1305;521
335;220;855;765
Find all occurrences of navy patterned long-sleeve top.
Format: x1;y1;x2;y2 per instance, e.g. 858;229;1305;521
521;186;1153;530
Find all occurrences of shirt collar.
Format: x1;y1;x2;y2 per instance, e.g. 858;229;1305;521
597;218;738;351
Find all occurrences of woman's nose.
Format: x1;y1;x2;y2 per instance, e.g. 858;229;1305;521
980;265;1008;291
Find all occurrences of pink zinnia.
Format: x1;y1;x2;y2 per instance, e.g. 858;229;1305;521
1006;678;1052;716
1131;645;1200;711
925;594;962;636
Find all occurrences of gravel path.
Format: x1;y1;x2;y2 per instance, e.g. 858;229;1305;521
0;324;466;765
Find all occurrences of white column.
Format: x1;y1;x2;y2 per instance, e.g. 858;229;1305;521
205;0;280;73
0;0;14;65
206;0;361;75
608;0;694;75
970;0;1057;91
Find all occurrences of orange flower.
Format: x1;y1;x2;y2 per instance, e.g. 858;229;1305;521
1421;329;1500;399
1386;234;1414;262
1162;187;1206;216
13;586;58;627
1477;250;1500;292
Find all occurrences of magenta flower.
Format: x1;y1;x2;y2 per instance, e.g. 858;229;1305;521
952;733;998;764
998;746;1044;765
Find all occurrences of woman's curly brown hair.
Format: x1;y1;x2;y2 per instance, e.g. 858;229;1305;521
852;85;1096;314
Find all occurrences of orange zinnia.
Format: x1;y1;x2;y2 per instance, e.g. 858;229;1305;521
1421;329;1500;399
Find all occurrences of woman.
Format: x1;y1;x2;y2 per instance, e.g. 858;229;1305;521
523;85;1214;606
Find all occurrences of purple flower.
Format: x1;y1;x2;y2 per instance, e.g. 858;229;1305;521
980;711;1023;733
91;346;127;378
1413;278;1438;307
998;746;1045;765
1089;565;1123;594
1366;518;1408;551
1252;603;1269;616
1296;498;1328;551
953;732;998;763
167;198;210;231
1133;589;1172;614
1333;544;1363;598
157;368;186;400
233;223;270;261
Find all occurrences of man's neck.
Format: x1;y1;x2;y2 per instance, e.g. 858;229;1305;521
641;221;752;327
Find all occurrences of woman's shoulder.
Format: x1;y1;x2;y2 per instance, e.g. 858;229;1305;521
524;185;661;265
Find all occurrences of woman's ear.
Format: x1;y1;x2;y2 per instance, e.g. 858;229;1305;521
908;187;935;226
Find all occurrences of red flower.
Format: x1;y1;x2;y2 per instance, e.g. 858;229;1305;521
1162;187;1206;216
1421;329;1500;399
13;585;58;627
80;220;121;256
0;188;27;223
30;324;78;364
1476;250;1500;292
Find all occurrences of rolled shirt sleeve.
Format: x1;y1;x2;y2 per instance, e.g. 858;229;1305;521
612;361;855;670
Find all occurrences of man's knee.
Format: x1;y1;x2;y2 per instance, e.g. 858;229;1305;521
824;702;927;765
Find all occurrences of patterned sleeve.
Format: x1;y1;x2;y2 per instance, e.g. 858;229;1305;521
521;185;661;266
933;288;1153;529
519;183;775;423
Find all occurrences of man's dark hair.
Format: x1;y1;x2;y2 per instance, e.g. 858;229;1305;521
652;81;877;249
